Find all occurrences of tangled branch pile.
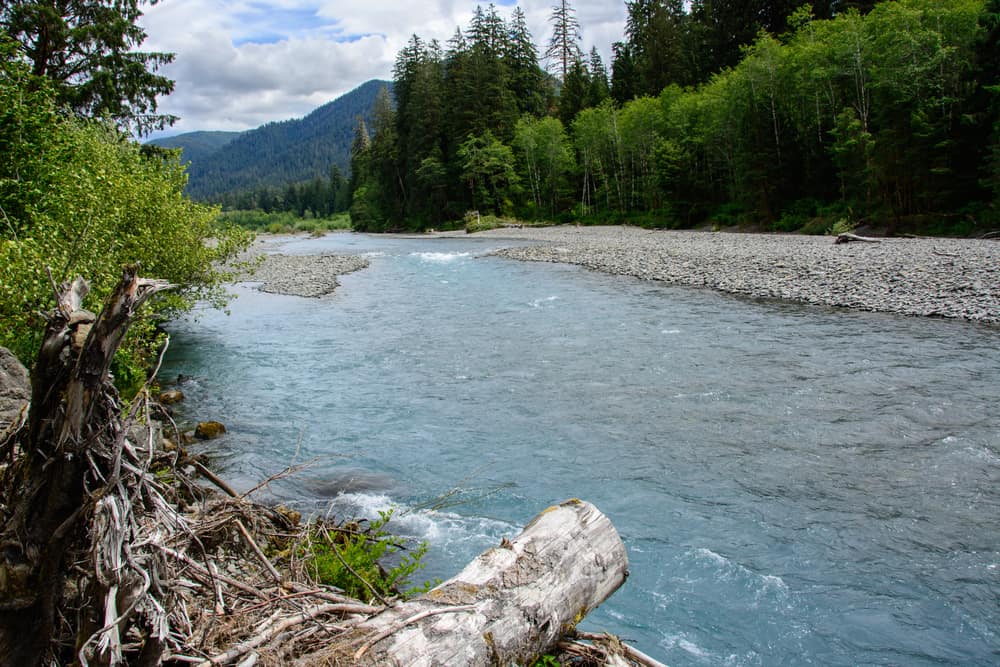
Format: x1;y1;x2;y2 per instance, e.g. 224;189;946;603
0;268;390;665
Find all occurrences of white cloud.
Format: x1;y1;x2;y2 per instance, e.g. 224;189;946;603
140;1;625;139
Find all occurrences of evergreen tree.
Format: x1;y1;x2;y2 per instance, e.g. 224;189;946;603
974;0;1000;202
545;0;583;80
349;87;401;231
1;0;176;135
687;0;820;80
559;57;591;127
466;5;518;140
443;28;478;151
625;0;692;92
587;47;611;108
507;7;548;116
611;41;639;104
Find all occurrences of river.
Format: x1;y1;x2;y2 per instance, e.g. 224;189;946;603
162;232;1000;666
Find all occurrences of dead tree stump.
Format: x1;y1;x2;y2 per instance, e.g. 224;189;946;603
0;267;171;666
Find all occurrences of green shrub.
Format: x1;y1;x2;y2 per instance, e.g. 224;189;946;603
464;211;506;233
827;218;857;236
219;210;353;233
773;199;822;232
0;44;251;393
304;510;429;603
707;202;748;228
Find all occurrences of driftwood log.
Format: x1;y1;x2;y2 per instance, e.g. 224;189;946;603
302;499;629;666
834;232;882;244
0;267;172;666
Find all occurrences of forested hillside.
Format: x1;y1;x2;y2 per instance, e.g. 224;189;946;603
176;79;389;204
149;130;242;166
350;0;999;235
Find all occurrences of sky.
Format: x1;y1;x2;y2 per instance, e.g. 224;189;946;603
140;1;627;139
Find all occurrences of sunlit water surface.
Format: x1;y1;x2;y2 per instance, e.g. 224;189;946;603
163;233;1000;666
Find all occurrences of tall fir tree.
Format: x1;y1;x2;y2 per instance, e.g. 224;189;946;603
610;41;639;104
1;0;176;135
587;47;611;108
506;7;548;117
545;0;583;80
559;57;591;127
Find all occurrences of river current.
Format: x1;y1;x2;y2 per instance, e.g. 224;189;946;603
162;233;1000;666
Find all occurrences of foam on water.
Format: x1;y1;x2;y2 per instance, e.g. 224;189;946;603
662;633;714;661
308;491;515;562
411;251;473;263
529;296;559;308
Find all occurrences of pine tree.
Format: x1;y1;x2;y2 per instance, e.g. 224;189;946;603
506;7;548;117
587;47;610;108
559;58;591;127
545;0;583;80
1;0;176;135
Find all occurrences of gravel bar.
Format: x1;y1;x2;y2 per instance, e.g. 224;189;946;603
228;237;369;298
481;226;1000;324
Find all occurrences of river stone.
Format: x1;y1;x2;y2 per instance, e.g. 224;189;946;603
159;389;185;405
0;347;30;429
127;420;163;448
194;421;227;440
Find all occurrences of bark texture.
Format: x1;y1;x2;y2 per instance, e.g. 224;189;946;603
309;498;629;666
0;267;171;666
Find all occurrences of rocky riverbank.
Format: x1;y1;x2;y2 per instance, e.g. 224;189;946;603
479;226;1000;324
229;236;369;297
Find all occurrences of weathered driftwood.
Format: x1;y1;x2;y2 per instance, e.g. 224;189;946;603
834;232;881;244
305;499;629;666
0;267;172;666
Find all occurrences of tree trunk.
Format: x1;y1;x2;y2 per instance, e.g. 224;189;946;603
314;499;628;666
0;267;171;666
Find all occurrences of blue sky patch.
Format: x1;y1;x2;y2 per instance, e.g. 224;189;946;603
232;3;328;43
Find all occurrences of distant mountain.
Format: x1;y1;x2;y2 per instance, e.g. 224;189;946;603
153;79;390;202
150;131;243;167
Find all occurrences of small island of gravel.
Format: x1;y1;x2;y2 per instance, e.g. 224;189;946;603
479;226;999;325
229;236;369;297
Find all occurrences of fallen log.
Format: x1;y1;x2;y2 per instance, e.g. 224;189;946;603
834;232;881;244
300;499;629;666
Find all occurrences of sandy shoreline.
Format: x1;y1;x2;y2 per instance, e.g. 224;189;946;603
477;226;1000;325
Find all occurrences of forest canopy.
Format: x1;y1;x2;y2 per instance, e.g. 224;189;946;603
348;0;1000;235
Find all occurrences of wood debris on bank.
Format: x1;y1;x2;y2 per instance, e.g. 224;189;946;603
0;268;650;667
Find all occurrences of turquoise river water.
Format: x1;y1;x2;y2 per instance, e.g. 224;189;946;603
162;233;1000;666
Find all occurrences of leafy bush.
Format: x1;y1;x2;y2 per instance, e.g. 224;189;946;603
218;210;353;233
773;199;822;232
464;211;506;233
0;42;251;390
827;218;857;236
304;510;429;602
706;202;748;228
